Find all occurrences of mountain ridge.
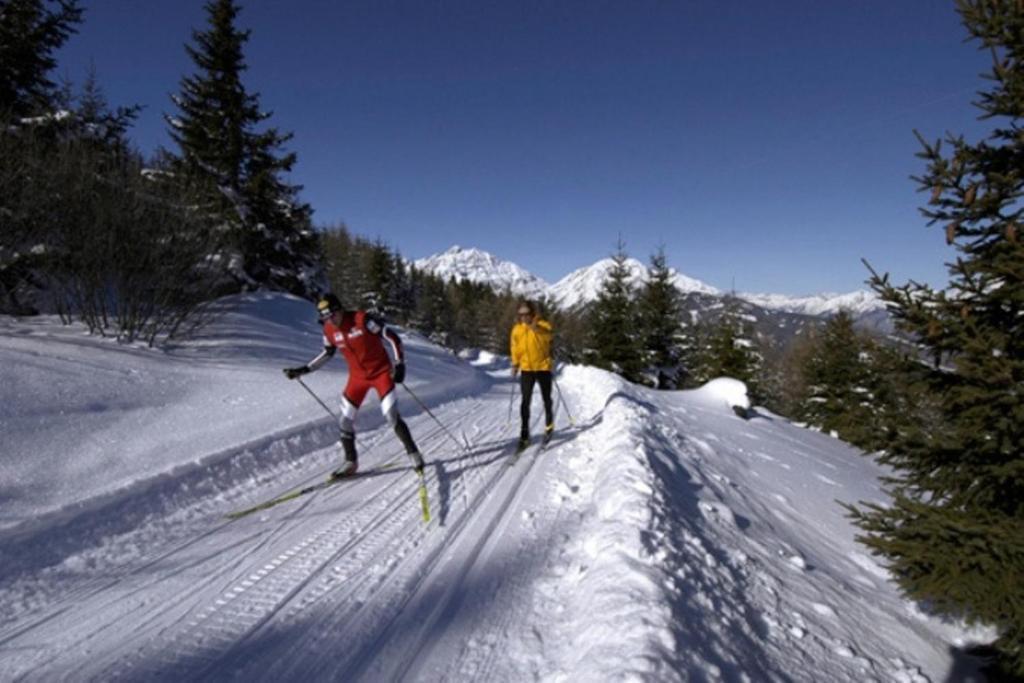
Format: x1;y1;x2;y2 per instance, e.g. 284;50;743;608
414;245;884;318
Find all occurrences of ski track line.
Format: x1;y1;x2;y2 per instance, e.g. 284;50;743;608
0;430;393;651
438;445;574;682
30;447;424;682
16;428;448;679
0;394;485;646
228;397;522;681
341;438;546;681
392;442;555;683
0;401;487;681
2;448;413;682
108;408;489;682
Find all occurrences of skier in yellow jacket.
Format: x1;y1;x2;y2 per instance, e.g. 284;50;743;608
510;301;554;449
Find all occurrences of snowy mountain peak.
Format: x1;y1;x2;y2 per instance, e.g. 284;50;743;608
413;245;549;297
549;257;720;310
737;289;884;317
416;244;883;319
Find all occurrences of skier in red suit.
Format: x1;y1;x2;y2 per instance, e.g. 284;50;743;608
284;294;424;478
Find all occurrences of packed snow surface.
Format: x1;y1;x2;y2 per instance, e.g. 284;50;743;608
0;293;984;682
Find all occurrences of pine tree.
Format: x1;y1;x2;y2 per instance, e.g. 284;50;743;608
796;311;879;446
847;2;1024;675
693;300;764;398
586;240;644;383
638;246;686;388
166;0;319;297
0;0;82;117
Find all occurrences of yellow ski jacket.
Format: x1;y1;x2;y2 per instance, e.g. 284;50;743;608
510;319;553;372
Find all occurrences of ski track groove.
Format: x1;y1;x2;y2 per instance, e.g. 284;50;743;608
229;398;525;681
1;396;491;681
74;423;459;682
448;446;567;682
341;434;545;681
393;442;550;683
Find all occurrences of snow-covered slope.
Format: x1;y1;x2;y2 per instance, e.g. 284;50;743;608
413;245;549;297
739;290;884;317
548;256;720;309
0;295;984;682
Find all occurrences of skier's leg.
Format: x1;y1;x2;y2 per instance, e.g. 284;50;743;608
539;371;554;432
334;380;369;475
339;395;358;460
379;377;424;470
519;372;536;440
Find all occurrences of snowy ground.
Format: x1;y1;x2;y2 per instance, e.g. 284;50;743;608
0;293;988;682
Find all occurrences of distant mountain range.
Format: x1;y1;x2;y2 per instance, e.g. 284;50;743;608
414;245;885;318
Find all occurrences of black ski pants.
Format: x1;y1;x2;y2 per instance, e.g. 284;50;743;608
519;370;553;437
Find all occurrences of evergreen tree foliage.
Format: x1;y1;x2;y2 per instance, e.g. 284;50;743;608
411;269;454;346
796;311;882;447
691;300;764;399
638;246;687;388
0;0;82;117
847;2;1024;675
166;0;320;297
585;240;644;383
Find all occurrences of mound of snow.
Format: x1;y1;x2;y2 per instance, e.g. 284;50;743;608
690;377;751;412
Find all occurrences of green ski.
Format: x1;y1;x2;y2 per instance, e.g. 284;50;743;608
417;469;431;523
226;463;398;519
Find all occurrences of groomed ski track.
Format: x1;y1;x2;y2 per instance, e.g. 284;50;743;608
0;378;583;682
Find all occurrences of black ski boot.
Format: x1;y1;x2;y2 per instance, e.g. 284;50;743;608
542;423;554;446
516;430;530;452
331;434;359;479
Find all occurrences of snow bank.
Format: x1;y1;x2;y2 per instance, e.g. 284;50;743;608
548;365;978;682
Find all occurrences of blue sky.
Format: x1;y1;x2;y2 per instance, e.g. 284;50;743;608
57;1;992;295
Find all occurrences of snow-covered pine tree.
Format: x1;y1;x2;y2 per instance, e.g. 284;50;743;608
585;239;644;383
796;311;880;447
166;0;320;297
638;246;686;388
848;2;1024;676
693;300;763;399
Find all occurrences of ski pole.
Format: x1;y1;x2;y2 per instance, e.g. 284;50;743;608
507;377;518;426
553;377;575;427
401;382;472;453
296;377;337;420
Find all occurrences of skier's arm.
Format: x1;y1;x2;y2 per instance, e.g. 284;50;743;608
364;315;403;362
381;326;404;363
305;344;336;371
284;340;335;379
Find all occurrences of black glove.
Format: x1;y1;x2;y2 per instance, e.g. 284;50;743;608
284;366;310;380
391;362;406;384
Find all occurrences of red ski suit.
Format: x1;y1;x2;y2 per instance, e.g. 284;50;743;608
322;311;403;409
